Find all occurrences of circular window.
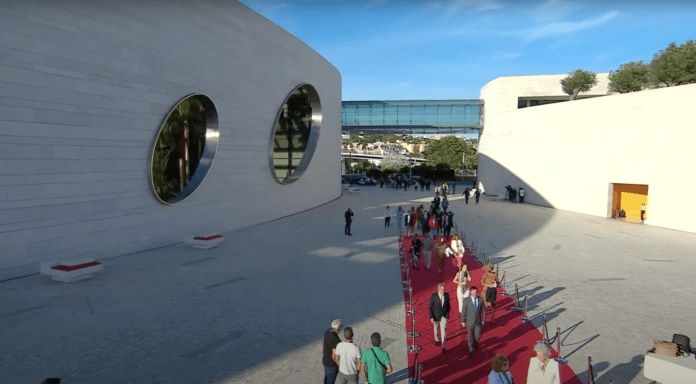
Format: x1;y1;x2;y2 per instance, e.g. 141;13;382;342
150;94;219;205
270;84;322;184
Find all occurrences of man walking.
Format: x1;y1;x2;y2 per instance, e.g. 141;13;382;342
510;188;516;204
405;207;416;237
334;327;362;384
361;332;393;384
444;211;454;238
323;319;343;384
475;189;481;204
463;187;470;204
460;286;486;359
429;283;451;354
344;208;354;236
519;187;525;203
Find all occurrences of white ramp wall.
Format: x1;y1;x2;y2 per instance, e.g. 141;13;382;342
0;0;341;279
478;83;696;234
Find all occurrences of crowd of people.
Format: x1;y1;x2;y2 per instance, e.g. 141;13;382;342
504;185;525;203
323;319;393;384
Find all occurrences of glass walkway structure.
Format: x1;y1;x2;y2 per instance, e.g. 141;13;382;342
342;100;483;135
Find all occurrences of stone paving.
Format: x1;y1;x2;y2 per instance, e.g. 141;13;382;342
1;184;695;384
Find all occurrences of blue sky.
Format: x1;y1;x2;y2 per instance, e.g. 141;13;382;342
238;0;696;100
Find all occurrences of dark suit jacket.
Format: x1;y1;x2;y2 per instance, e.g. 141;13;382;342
461;296;486;326
429;292;450;321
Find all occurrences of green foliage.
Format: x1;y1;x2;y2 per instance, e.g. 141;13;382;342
422;136;474;172
367;169;383;179
354;159;374;172
380;134;400;143
398;166;411;175
560;69;598;100
650;40;696;87
608;61;651;93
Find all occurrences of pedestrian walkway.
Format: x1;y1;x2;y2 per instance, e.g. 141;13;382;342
1;185;694;383
401;234;581;383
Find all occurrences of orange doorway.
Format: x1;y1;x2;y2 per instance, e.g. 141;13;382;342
611;184;648;220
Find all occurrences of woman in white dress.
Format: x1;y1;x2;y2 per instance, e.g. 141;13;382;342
452;264;471;314
450;234;465;269
527;342;560;384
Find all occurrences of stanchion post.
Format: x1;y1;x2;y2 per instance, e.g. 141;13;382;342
521;295;531;322
500;272;508;296
511;284;522;311
407;299;420;338
538;313;549;344
557;327;567;364
587;356;592;384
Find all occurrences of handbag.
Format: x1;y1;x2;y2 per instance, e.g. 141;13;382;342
652;340;679;357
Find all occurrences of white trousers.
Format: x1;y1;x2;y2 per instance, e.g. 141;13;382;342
457;285;470;314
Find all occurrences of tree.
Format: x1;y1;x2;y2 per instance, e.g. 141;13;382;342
560;69;598;100
608;61;652;93
354;159;374;173
650;40;696;87
381;153;409;171
422;136;469;170
380;134;399;143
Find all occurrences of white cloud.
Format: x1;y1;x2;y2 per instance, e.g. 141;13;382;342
445;0;504;17
529;0;579;23
522;11;619;43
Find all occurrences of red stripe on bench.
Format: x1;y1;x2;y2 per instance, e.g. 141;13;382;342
193;235;222;241
52;261;101;272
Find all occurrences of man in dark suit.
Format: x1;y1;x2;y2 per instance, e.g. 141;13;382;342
429;283;450;354
460;285;486;358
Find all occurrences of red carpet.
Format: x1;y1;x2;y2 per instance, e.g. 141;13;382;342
400;234;582;384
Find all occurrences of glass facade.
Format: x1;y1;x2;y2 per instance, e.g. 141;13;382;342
342;100;483;134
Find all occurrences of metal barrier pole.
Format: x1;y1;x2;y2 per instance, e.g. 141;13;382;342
511;284;522;311
557;327;567;364
500;272;509;296
538;313;549;344
588;357;592;384
521;295;531;322
407;301;420;338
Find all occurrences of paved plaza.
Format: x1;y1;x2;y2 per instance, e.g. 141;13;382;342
2;184;695;383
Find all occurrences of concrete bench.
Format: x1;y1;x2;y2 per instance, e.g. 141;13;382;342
40;259;104;283
184;234;224;249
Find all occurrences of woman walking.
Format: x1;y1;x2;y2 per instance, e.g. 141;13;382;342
450;234;464;269
396;206;404;231
453;264;471;313
435;237;448;275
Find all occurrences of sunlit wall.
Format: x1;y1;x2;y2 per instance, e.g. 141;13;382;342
0;0;341;280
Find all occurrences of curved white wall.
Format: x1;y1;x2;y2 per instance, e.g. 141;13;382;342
478;77;696;234
0;0;341;279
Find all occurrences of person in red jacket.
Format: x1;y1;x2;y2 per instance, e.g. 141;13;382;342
428;211;439;240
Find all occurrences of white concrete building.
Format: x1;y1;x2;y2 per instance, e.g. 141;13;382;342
0;0;341;280
478;73;696;234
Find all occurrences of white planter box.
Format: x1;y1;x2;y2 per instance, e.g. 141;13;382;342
40;259;104;283
184;234;224;249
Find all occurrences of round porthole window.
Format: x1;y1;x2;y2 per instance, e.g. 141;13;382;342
150;94;219;204
270;84;321;184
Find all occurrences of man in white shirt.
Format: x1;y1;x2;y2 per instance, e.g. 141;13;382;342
333;327;362;384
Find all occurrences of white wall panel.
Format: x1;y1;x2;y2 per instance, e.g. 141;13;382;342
0;0;341;280
479;77;696;234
